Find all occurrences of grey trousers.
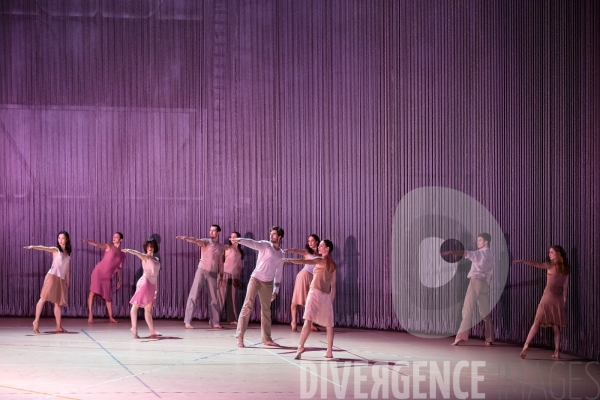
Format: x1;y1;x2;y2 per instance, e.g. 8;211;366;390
235;277;273;343
456;277;494;343
184;268;220;326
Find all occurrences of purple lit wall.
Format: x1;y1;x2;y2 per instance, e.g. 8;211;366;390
1;1;599;361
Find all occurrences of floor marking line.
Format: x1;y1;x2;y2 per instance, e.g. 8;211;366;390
80;329;161;398
0;384;80;400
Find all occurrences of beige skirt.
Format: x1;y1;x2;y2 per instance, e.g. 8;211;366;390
303;289;334;327
40;274;68;306
291;269;312;306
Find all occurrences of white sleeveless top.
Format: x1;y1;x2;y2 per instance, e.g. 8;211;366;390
47;248;70;279
302;254;317;274
142;257;161;285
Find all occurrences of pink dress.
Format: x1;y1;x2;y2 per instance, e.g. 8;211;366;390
90;246;126;301
533;270;568;328
130;257;160;307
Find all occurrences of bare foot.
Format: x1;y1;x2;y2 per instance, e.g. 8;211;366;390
485;342;493;346
32;320;39;334
264;340;280;347
56;326;68;333
552;351;560;359
237;340;245;348
212;324;223;329
294;346;305;360
149;331;162;337
87;317;94;323
324;352;333;358
291;322;298;332
130;327;139;339
520;345;529;359
109;318;118;323
185;323;194;329
229;321;237;325
311;324;319;332
451;339;464;346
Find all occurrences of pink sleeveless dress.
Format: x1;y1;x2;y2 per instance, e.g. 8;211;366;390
90;246;126;301
130;257;160;307
533;269;568;328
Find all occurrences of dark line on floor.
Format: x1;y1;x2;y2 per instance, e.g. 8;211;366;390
81;329;161;398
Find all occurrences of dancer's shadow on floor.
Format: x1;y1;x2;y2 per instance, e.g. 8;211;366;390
26;331;80;336
140;335;183;342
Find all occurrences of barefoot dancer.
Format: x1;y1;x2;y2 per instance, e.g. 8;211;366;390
25;231;72;334
441;232;495;346
285;234;320;332
123;239;161;338
283;239;337;359
82;232;126;323
178;224;225;329
218;232;244;325
514;245;570;359
230;226;285;347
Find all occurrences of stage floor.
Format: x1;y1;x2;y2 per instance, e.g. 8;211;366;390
0;317;598;399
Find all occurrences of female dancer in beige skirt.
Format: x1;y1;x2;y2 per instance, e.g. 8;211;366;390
283;239;337;359
284;234;320;332
25;231;72;334
514;245;570;359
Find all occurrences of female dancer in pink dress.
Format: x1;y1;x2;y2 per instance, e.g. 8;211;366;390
514;245;570;359
285;234;320;332
218;231;244;325
283;239;337;359
25;231;72;334
123;238;161;338
82;232;126;323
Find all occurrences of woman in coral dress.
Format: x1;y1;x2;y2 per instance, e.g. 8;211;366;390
284;234;320;332
514;245;570;359
83;232;126;323
218;231;245;324
123;238;161;338
25;231;72;334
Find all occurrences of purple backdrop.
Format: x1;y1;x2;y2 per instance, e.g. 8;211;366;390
1;1;599;361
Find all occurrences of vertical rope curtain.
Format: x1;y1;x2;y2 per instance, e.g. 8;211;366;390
0;0;598;361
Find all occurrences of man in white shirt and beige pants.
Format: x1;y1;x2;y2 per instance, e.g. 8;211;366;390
442;232;494;346
230;226;284;347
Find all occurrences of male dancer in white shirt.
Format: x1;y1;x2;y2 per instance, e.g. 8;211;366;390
177;224;225;329
230;226;284;347
442;232;494;346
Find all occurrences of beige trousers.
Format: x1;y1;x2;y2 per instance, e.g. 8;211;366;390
236;277;273;343
456;277;494;343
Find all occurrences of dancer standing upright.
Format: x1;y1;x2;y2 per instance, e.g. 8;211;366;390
285;234;320;332
218;231;244;325
283;239;337;359
82;232;126;323
441;232;495;346
178;224;225;329
25;231;72;334
230;226;285;347
514;245;570;359
123;238;161;338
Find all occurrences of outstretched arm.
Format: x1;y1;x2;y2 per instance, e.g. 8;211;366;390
232;237;265;251
24;245;58;254
80;239;110;251
282;257;322;265
513;260;549;269
176;236;209;247
284;248;309;256
122;248;151;261
440;250;467;257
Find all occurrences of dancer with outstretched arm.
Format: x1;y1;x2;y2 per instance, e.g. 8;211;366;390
218;231;244;325
230;226;285;347
514;245;570;359
123;238;161;339
82;232;126;323
25;231;72;334
283;239;337;359
284;234;320;332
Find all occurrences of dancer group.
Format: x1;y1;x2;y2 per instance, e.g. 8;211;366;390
25;228;569;359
